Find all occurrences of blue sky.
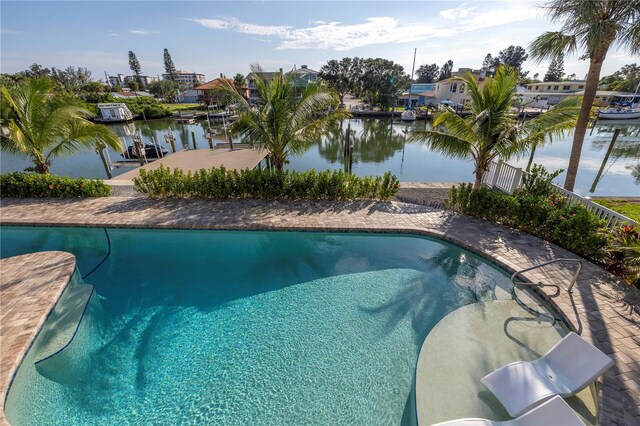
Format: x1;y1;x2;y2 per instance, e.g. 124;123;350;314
1;1;636;82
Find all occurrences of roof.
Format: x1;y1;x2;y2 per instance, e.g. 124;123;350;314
195;78;234;91
246;71;281;80
291;67;318;75
112;91;152;98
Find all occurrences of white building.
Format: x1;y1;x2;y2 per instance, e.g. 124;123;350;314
123;75;158;87
108;74;125;87
162;70;206;89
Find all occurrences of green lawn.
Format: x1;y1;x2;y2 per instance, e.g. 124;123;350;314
594;198;640;222
161;103;202;112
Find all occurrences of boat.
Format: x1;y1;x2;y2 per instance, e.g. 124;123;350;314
401;110;417;121
122;143;168;159
597;107;640;120
401;48;418;122
598;81;640;119
95;103;134;123
176;113;196;124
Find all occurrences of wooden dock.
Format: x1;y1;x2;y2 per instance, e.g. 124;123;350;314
109;148;267;183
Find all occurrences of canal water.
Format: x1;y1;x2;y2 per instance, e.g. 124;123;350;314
1;118;638;196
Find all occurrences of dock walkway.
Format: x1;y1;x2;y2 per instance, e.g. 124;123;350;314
109;148;267;184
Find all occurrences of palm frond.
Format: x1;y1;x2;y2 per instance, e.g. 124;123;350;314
529;31;578;62
409;130;474;160
1;76;122;171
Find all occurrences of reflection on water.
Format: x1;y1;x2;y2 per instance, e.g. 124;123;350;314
0;117;638;196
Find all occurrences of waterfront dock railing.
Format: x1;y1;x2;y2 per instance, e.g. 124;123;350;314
482;160;638;231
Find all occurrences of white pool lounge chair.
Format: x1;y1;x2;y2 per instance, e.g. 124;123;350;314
481;332;614;417
431;395;585;425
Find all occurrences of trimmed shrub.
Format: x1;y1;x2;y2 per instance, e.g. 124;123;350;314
445;175;608;262
133;166;400;201
0;173;111;197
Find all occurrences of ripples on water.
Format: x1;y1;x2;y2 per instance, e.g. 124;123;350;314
1;118;638;196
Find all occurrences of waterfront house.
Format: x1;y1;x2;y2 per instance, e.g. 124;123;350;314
521;85;638;109
245;66;319;103
397;83;438;107
525;81;586;93
290;65;319;88
432;68;488;107
195;78;249;105
246;70;282;103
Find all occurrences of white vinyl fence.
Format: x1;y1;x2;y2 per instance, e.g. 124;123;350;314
482;160;638;231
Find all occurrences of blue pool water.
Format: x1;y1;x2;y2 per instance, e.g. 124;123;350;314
1;228;514;425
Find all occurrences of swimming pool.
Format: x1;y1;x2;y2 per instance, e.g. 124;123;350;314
2;227;537;424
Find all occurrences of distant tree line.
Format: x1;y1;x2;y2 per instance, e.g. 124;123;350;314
599;63;640;93
318;57;409;110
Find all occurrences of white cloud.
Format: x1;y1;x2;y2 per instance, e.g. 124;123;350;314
187;2;542;52
128;29;158;36
109;33;120;37
187;18;289;37
189;16;449;51
1;28;21;34
442;1;538;32
440;4;477;20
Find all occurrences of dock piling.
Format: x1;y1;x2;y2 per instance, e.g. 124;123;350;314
191;131;197;150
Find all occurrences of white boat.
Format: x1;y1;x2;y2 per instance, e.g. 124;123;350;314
597;107;640;120
96;103;134;123
401;48;418;122
401;109;417;121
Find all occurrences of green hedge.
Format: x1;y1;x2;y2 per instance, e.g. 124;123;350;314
122;97;172;119
134;166;400;201
0;173;111;197
446;166;608;261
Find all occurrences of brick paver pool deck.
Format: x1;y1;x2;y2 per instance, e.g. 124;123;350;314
0;252;76;425
0;197;638;425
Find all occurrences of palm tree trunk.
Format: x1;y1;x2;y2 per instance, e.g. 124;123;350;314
272;155;285;171
35;159;51;174
563;53;607;191
473;165;484;189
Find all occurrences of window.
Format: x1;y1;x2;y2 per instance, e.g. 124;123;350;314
578;85;584;89
553;85;559;90
562;85;570;90
450;83;457;93
535;85;539;90
547;85;551;90
459;83;465;94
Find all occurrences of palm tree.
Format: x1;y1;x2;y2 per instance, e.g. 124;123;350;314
1;77;122;174
409;66;581;189
218;65;350;170
529;0;640;191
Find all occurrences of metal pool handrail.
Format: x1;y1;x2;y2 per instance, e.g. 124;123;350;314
511;258;583;293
